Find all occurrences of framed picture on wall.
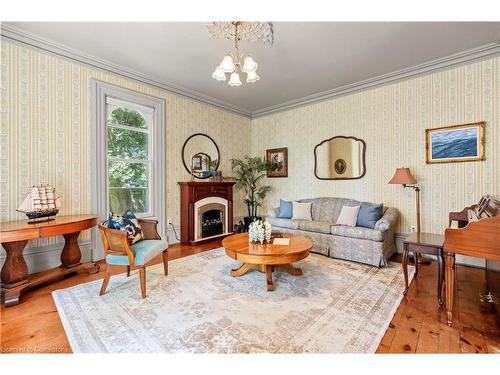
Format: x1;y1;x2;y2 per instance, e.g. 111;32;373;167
425;122;485;164
191;154;203;171
266;147;288;177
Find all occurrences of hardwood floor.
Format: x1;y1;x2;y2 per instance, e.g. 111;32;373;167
1;240;499;354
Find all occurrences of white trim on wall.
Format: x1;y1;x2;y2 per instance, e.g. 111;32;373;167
0;24;252;118
1;23;499;119
252;42;500;117
91;80;166;260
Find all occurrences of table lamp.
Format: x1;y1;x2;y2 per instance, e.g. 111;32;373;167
388;167;420;233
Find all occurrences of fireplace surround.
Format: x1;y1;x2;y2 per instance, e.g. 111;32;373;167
178;181;235;245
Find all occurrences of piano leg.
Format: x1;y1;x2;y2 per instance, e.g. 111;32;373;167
437;249;444;306
445;252;456;326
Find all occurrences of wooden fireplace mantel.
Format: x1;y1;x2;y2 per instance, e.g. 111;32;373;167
178;181;236;245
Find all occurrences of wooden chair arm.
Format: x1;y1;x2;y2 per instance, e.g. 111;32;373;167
98;224;135;265
138;218;161;240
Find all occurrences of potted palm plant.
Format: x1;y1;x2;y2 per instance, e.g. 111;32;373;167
230;156;273;230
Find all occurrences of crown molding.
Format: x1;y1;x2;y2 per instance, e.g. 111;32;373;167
252;42;500;118
2;23;499;120
0;24;253;118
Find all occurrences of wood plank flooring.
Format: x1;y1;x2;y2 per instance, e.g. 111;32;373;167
1;240;499;353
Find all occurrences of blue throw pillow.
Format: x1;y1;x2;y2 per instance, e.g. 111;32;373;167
104;209;143;244
356;203;383;229
278;199;293;219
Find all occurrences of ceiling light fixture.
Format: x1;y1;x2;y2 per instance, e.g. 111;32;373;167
207;21;273;86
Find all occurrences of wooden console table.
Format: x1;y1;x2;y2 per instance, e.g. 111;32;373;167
0;214;99;307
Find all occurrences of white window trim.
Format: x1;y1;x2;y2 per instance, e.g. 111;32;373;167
91;80;166;260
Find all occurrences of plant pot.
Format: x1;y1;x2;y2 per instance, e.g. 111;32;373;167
243;216;262;231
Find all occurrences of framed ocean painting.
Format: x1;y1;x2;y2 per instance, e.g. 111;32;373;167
425;122;485;164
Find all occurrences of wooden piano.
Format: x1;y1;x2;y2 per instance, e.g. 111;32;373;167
444;195;500;326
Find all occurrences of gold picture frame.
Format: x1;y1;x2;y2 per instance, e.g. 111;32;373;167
425;122;485;164
266;147;288;178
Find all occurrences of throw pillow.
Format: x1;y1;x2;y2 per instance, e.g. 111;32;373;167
357;203;384;229
336;205;360;226
292;201;312;221
105;209;144;244
278;199;293;218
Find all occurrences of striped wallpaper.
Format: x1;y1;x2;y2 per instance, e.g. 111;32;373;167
0;40;251;250
251;57;499;235
1;38;499;264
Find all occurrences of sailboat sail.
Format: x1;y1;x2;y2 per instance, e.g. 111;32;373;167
17;184;61;222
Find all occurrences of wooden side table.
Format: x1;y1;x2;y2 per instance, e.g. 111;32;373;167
0;214;99;306
402;232;445;305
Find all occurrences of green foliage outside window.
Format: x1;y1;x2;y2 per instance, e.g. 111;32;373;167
107;107;149;213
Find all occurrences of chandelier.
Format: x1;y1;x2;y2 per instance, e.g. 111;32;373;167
207;22;273;86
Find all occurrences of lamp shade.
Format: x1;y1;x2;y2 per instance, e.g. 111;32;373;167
242;56;258;73
228;72;242;86
388;168;417;185
246;70;260;83
212;66;226;81
220;55;236;73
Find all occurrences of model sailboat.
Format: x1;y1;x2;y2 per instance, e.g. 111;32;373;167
17;185;61;223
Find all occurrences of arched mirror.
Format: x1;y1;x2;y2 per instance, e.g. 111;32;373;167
314;136;366;180
182;133;220;179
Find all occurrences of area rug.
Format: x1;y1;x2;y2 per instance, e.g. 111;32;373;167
52;248;412;353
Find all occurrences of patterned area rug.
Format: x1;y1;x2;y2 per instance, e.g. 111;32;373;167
53;248;412;353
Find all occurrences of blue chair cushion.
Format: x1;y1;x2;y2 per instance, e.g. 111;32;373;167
278;199;293;219
105;239;168;266
356;203;383;229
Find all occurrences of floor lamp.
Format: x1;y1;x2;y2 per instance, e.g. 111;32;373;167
388;167;420;233
388;167;429;263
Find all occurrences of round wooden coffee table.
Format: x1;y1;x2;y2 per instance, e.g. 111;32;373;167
222;233;313;291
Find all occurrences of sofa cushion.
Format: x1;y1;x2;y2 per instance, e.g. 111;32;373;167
297;220;333;234
330;225;384;242
299;197;362;222
267;217;299;229
336;205;360;226
278;199;293;218
292;201;312;221
357;203;383;229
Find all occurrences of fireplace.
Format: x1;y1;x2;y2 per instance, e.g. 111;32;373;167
178;181;235;245
199;203;225;239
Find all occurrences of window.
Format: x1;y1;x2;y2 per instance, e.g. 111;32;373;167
92;81;166;256
106;99;153;215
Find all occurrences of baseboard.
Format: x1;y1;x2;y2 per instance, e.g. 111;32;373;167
394;232;485;268
0;240;93;274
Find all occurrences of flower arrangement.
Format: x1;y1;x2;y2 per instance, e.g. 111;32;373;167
248;220;272;244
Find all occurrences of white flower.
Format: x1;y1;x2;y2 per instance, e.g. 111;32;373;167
248;220;273;244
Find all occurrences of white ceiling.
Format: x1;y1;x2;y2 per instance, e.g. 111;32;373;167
3;22;500;116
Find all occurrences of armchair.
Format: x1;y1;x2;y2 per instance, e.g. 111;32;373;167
98;218;168;298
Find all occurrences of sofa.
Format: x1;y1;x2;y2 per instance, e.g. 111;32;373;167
266;197;399;267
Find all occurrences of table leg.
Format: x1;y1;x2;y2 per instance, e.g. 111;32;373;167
414;251;419;277
402;242;409;295
230;263;254;277
281;263;303;276
1;240;29;288
438;250;444;306
60;232;82;268
266;265;274;292
445;252;455;326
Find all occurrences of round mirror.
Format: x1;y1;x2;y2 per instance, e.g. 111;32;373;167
182;133;220;179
